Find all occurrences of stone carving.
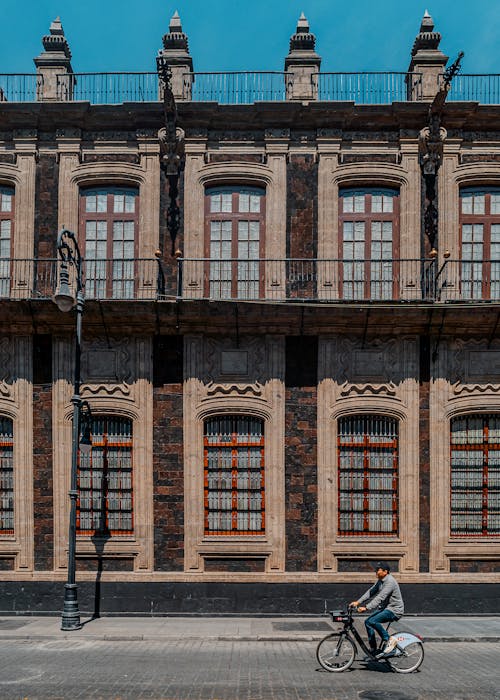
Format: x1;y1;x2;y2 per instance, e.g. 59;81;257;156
334;338;402;399
81;338;132;385
206;382;263;397
265;129;290;139
450;340;500;395
205;337;265;384
0;338;13;396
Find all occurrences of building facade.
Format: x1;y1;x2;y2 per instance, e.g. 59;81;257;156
0;12;499;614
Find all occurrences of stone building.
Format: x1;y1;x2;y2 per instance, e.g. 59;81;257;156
0;12;499;614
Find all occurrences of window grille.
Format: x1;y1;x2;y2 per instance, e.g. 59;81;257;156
450;414;500;536
0;417;13;534
77;416;133;535
204;415;265;535
337;415;398;536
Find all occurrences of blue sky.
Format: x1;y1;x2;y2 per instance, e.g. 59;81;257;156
0;0;498;74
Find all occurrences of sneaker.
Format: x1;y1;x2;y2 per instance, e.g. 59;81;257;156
378;636;398;656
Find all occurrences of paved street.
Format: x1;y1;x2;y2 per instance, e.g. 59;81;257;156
0;639;499;700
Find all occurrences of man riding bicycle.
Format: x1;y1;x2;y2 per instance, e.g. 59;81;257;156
350;561;404;658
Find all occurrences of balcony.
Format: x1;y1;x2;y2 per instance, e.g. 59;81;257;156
440;74;500;104
0;74;43;102
314;72;422;103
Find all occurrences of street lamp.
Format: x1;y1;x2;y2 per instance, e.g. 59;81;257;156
53;228;89;631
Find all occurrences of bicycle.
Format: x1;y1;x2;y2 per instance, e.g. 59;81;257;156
316;606;424;673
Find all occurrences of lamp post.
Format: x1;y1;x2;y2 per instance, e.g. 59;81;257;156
53;228;88;631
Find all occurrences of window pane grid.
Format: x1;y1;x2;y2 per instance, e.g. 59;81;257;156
0;418;14;534
338;415;398;536
204;416;265;535
450;414;500;537
77;416;133;536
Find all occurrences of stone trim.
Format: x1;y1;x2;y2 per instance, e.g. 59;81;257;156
183;335;285;573
317;336;420;573
0;337;33;571
52;336;153;573
430;338;500;573
0;157;36;282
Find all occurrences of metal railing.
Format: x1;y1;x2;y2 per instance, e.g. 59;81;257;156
56;72;159;103
314;72;422;103
177;258;437;302
0;74;43;102
437;259;500;302
441;74;500;104
183;72;292;103
0;258;165;300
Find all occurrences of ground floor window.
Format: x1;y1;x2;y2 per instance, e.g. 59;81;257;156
450;414;500;536
77;415;133;535
337;414;398;536
0;417;13;534
204;415;265;535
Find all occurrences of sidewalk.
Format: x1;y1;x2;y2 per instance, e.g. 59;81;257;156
0;615;499;642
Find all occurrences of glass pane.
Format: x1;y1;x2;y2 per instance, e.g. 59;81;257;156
0;193;12;212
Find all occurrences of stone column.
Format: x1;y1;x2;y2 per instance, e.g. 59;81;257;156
33;17;73;101
284;14;321;101
158;12;193;101
407;12;448;101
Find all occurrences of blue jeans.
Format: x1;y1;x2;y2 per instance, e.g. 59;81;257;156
365;609;398;650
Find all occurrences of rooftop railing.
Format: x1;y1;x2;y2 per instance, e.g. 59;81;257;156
440;74;500;104
314;72;422;103
56;72;159;103
0;74;43;102
183;71;292;103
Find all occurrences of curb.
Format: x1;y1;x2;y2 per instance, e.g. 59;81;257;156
0;634;498;643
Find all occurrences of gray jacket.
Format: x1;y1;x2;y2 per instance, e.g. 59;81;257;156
357;573;404;618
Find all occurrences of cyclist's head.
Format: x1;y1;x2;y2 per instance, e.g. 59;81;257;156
374;561;391;577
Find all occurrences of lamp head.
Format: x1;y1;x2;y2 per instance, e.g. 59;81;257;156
53;261;75;312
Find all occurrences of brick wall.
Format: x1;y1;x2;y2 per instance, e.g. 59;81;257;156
153;336;184;570
33;383;53;571
35;154;59;259
419;335;430;571
287;154;318;258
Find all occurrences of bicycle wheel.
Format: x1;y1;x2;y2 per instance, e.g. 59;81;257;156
387;641;424;673
316;633;356;672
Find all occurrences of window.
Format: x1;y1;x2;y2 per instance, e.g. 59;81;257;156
80;187;138;299
0;417;13;534
450;414;500;537
460;188;500;300
337;415;398;536
339;188;399;300
0;187;14;297
77;416;133;535
205;186;265;299
204;416;265;535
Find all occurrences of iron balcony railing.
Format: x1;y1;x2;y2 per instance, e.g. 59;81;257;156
177;258;438;302
440;74;500;104
182;72;293;103
314;72;423;103
0;258;165;300
56;72;159;103
437;259;500;302
0;74;43;102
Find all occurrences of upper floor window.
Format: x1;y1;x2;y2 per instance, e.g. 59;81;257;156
337;414;398;536
80;187;139;299
0;187;14;297
204;415;265;535
450;414;500;537
460;188;500;300
339;188;399;300
0;417;13;535
205;186;265;300
77;415;133;536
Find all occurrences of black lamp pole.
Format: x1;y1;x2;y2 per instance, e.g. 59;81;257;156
53;228;86;631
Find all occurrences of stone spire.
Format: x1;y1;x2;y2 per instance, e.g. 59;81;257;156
158;11;193;99
408;11;448;100
34;17;73;101
284;14;321;100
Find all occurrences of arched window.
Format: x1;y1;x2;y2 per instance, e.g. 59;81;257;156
204;415;265;535
339;188;399;300
205;186;265;299
77;415;133;535
337;415;398;536
460;188;500;300
79;187;139;299
0;417;13;534
0;186;14;298
450;414;500;537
